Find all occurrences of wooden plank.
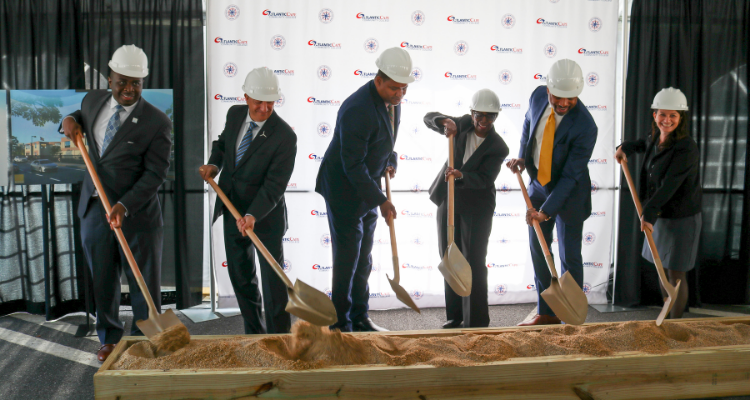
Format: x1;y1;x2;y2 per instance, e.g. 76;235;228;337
95;316;750;399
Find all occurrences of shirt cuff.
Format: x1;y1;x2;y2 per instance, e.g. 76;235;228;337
117;201;129;217
60;116;77;133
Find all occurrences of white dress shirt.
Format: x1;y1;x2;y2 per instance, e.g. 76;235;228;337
235;114;266;152
91;96;138;155
532;104;566;169
463;129;486;164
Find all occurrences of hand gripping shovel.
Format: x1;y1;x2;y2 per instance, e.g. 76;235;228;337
437;136;472;297
205;176;338;327
384;174;420;313
515;170;588;325
73;135;184;339
621;159;680;326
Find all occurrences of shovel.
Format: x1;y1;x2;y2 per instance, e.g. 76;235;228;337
620;159;681;326
437;136;473;297
515;170;589;325
383;174;420;313
73;135;184;339
204;176;338;327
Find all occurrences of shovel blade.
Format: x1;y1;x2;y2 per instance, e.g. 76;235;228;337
136;308;184;339
655;279;681;326
285;279;338;327
438;243;472;297
388;277;421;313
540;272;589;325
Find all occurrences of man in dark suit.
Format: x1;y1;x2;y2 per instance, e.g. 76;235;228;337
60;45;172;361
507;59;598;326
199;67;296;334
424;89;510;329
315;47;414;332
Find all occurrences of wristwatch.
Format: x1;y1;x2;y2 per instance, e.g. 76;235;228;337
538;209;551;221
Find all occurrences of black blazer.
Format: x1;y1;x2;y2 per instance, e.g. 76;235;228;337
61;91;172;231
208;106;297;236
620;135;701;224
424;113;509;213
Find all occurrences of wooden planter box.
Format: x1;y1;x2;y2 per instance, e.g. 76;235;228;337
95;316;750;399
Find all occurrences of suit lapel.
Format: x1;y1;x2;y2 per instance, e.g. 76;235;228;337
234;112;278;171
100;99;146;159
224;107;247;173
526;102;549;159
553;106;579;147
87;94;111;162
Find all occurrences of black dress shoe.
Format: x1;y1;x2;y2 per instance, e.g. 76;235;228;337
352;318;388;332
442;319;463;329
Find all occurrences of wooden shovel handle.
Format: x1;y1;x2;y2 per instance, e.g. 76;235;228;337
515;170;558;279
447;136;455;243
384;174;400;283
73;134;160;318
620;159;672;289
205;176;294;289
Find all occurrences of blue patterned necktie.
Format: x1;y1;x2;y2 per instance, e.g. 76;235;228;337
101;104;124;155
236;121;257;166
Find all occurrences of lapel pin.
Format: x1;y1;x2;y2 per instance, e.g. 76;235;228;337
132;118;138;124
260;133;266;138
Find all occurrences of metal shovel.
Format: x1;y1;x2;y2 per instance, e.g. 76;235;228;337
73;135;184;339
621;159;681;326
205;177;338;327
515;170;589;325
383;174;420;313
437;136;473;297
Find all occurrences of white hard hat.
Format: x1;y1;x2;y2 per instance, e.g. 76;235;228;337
547;59;583;98
108;45;149;78
242;67;281;101
470;89;502;113
651;87;689;111
375;47;415;84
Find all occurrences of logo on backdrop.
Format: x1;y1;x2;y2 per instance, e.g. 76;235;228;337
324;288;332;299
401;41;433;51
534;73;547;82
402;263;433;270
270;35;286;50
399;154;432;161
536;18;568;28
487;263;519;269
500;102;521;109
579;48;609;57
320;234;332;247
317;122;332;138
221;261;228;268
307;97;341;106
445;72;477;80
310;210;328;216
497;238;511;244
412;236;425;245
214;94;244;103
491;46;523;54
363;38;379;53
282;260;292;272
282;237;300;244
319;9;334;23
498;70;513;84
549;0;561;3
356;12;389;21
584;262;604;269
214;37;247;46
527;284;536;290
287;183;297;190
400;99;433;106
354;69;377;78
317;65;332;81
411;68;423;81
586;72;600;86
590;211;606;217
499;182;512;194
501;14;516;28
275;93;285;107
583;232;596;245
494;284;508;295
223;62;238;78
263;9;296;18
308;40;342;49
372;264;381;272
544;43;557;58
370;292;391;298
494;211;521;218
312;264;332;271
375;237;390;245
447;15;479;24
411;183;422;192
411;10;425;26
401;209;433;217
225;5;240;20
586;105;608;111
589;17;603;32
583;283;592;294
308;153;324;162
591;180;599;194
411;290;424;300
589;158;607;165
273;69;294;76
454;40;469;55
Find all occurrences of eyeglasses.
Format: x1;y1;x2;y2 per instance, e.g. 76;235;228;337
471;111;498;121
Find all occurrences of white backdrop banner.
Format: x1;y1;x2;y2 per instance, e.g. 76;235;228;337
206;0;618;310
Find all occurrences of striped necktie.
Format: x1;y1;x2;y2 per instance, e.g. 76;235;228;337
387;104;395;136
101;104;124;155
236;121;257;166
537;110;556;186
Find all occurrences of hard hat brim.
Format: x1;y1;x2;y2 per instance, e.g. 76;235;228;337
108;61;148;78
471;106;502;113
384;73;415;84
650;104;689;111
548;86;582;99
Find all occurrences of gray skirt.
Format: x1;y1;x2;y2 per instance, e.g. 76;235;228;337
641;213;702;272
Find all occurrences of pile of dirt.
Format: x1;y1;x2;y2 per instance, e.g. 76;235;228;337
111;320;750;371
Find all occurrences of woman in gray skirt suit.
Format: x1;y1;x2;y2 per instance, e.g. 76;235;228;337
615;87;702;319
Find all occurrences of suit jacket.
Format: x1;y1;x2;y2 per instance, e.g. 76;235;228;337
619;135;701;224
315;80;398;216
424;113;509;213
208;106;297;237
61;91;171;231
518;85;598;223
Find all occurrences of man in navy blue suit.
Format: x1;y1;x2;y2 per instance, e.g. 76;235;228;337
315;47;414;332
507;59;598;326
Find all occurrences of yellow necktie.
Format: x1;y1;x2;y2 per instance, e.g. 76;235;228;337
538;110;556;186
